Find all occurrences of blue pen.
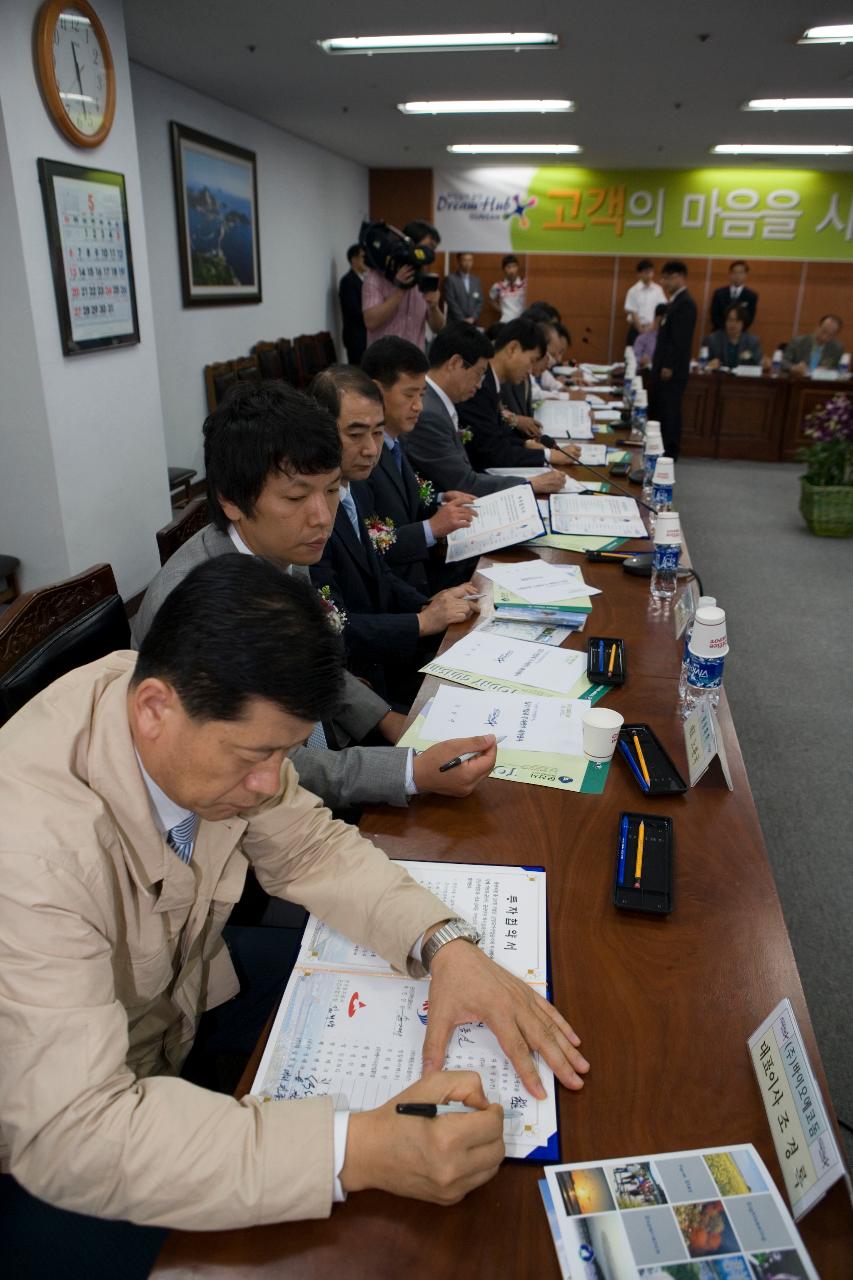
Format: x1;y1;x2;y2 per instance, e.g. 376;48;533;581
598;639;605;670
618;814;629;884
618;740;650;792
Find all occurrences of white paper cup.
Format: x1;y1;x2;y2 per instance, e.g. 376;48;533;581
635;388;648;406
700;346;710;359
633;375;644;391
582;707;625;763
652;456;675;485
690;606;729;657
653;511;681;545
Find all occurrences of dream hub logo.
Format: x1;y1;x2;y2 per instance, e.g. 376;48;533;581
435;190;537;225
502;194;537;228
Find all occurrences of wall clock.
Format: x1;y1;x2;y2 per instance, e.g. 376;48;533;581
36;0;116;148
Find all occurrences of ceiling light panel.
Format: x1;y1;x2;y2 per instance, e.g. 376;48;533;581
712;143;853;155
448;143;582;154
798;25;853;45
399;99;574;115
319;32;559;55
744;98;853;110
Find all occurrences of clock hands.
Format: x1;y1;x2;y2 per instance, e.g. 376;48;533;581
70;41;90;122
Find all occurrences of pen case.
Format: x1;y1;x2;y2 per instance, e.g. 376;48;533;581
586;636;626;686
617;723;687;794
613;812;673;915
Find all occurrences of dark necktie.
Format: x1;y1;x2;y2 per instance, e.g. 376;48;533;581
389;439;403;473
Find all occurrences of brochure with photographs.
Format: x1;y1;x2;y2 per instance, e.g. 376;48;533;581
540;1143;818;1279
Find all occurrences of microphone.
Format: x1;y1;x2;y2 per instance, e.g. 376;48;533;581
540;435;657;514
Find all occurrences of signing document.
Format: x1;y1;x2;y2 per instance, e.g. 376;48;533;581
419;629;596;700
550;493;647;539
251;861;558;1161
445;483;544;564
488;467;592;495
479;559;601;605
537;400;593;439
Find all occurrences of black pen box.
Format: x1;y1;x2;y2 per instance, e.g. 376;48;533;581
613;812;673;915
587;636;626;686
617;723;688;794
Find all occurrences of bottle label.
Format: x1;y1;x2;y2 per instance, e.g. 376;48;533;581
653;543;680;571
686;652;725;688
653;484;673;506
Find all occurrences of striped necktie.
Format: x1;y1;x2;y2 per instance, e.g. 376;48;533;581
340;488;361;541
167;812;199;865
306;722;328;749
389;439;403;473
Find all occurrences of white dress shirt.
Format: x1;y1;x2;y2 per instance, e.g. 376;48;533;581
624;280;667;328
425;375;459;429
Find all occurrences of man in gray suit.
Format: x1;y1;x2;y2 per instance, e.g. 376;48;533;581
134;382;496;812
783;314;845;374
443;253;484;326
405;324;566;498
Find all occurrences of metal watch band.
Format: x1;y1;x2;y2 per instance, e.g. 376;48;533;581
421;919;482;973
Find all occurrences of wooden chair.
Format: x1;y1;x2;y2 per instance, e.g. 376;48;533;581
252;340;284;381
293;332;331;387
168;466;197;507
276;338;302;387
0;564;129;727
203;354;262;412
156;496;210;567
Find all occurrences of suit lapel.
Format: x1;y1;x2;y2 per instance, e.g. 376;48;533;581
334;504;371;574
379;444;409;503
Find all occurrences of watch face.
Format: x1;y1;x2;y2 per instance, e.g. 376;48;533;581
51;7;109;138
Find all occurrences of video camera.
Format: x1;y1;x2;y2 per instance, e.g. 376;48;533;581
359;220;437;291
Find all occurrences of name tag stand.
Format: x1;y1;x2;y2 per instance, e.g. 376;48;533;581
683;699;733;790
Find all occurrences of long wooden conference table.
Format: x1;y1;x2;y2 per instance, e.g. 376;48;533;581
154;448;853;1278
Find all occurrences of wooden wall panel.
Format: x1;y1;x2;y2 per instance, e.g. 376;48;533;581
798;262;853;339
368;169;433;233
704;258;804;361
440;252;512;329
526;255;615;363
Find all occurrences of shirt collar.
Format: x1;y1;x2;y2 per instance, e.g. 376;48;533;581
228;523;254;556
669;286;686;301
135;750;193;836
383;430;400;450
425;375;459;427
491;365;501;393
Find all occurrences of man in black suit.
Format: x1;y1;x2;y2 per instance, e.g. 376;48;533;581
710;260;758;332
338;244;367;365
650;261;698;461
361;337;479;592
309;365;477;707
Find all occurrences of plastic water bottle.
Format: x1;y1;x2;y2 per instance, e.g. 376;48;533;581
683;606;729;715
642;426;663;498
650;512;681;601
632;388;648;437
677;595;716;707
840;352;851;379
698;345;710;373
771;348;783;377
651;455;675;512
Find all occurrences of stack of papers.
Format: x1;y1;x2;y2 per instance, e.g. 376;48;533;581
550;493;647;539
419;629;604;701
475;617;574;647
445;484;544;564
537;400;593;440
399;687;612;794
591;407;623;423
479;560;599;628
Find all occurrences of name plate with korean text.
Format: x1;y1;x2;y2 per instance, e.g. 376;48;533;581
683;700;733;790
673;579;699;639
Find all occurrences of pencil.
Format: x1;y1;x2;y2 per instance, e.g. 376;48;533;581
633;732;651;786
634;820;645;888
608;643;617;676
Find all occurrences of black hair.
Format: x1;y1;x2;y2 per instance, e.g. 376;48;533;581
403;219;440;245
361;336;429;387
133;556;344;724
428;322;494;369
457;251;474;261
347;243;362;263
310;364;384;419
723;303;748;324
654;303;668;318
524;301;562;323
662;260;688;276
204;381;341;534
485;322;505;344
729;260;748;272
501;254;519;269
494;318;546;356
636;259;654;272
819;313;843;328
554;322;572;344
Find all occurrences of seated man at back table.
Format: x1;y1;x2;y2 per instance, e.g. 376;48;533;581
134;381;492;810
405;323;567;499
462;318;582;471
361;335;479;593
782;314;845;375
0;557;589;1275
309;365;478;708
704;303;763;370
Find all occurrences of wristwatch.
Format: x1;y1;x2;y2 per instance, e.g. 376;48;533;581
421;919;482;973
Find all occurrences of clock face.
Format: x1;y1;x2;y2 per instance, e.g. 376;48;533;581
51;7;108;137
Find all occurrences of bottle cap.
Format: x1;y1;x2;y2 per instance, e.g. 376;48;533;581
652;456;675;485
690;605;729;658
697;595;717;609
653;511;681;545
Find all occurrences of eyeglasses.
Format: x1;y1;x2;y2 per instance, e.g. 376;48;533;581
462;360;487;385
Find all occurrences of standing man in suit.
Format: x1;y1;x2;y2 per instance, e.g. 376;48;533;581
650;261;698;461
782;314;845;374
361;336;478;592
710;261;758;332
406;324;566;499
338;243;367;365
309;365;478;707
444;252;484;326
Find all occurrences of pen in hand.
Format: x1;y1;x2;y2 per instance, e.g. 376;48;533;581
438;735;506;773
396;1102;515;1119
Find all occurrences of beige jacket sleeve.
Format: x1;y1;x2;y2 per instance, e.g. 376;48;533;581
0;768;450;1230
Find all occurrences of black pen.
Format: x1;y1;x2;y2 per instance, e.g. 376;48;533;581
396;1102;514;1118
438;735;506;772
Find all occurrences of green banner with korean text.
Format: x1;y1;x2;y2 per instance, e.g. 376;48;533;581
433;166;853;260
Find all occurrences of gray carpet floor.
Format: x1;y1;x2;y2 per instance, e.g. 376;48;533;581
674;457;853;1165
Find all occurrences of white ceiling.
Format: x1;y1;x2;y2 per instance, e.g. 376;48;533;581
124;1;853;171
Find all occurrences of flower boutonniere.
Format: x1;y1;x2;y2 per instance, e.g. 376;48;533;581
364;515;397;554
416;473;435;506
316;584;347;633
459;426;473;446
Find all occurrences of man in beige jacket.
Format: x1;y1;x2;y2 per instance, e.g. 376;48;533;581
0;556;588;1274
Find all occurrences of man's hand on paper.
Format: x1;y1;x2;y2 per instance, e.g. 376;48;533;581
429;502;476;538
417;586;479;637
530;470;565;495
341;1070;504;1204
442;489;477;506
550;442;583;464
422;940;590;1099
413;735;497;796
514;415;543;439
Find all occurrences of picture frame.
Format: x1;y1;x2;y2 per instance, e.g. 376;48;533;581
170;122;262;307
37;157;140;356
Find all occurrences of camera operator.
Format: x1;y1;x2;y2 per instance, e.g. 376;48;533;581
362;219;446;351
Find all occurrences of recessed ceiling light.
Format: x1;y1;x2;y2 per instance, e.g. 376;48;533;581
447;143;582;154
798;24;853;45
712;143;853;155
319;32;559;55
744;97;853;110
399;99;574;115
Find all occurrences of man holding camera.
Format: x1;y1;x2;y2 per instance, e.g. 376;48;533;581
362;219;446;351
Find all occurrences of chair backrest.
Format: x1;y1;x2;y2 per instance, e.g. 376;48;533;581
203;354;262;412
0;564;129;728
156;496;210;567
275;338;301;387
293;333;327;387
252;340;284;381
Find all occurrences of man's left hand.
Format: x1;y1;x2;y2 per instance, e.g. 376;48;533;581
422;939;589;1098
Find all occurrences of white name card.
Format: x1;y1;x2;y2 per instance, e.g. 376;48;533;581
683;700;733;790
673;579;699;640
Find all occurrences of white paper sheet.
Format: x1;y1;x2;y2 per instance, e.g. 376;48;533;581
537;400;593;439
479;560;599;604
428;629;588;695
574;444;608;465
591;408;622;422
549;493;647;538
421;685;586;756
487;466;590;495
445;484;545;563
476;617;573;646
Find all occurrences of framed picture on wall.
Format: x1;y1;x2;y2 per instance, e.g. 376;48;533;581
170;122;262;307
37;158;140;356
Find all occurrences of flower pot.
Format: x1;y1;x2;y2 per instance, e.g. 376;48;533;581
799;477;853;537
